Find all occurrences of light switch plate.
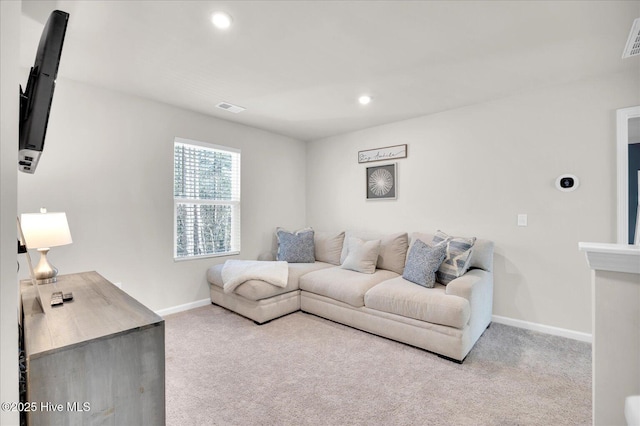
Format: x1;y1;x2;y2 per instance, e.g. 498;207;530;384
517;214;528;227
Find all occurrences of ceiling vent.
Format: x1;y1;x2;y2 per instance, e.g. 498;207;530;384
216;102;246;114
622;18;640;58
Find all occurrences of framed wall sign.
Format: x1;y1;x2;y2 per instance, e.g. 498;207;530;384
366;163;397;200
358;144;407;163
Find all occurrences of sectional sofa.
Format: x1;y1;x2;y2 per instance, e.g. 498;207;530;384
207;230;494;362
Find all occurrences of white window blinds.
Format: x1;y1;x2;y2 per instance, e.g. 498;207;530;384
174;138;240;259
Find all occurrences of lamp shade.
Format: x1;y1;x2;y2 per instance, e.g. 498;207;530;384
21;212;72;249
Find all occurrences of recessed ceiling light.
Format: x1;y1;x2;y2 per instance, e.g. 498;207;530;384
211;11;233;30
358;95;372;105
216;101;245;114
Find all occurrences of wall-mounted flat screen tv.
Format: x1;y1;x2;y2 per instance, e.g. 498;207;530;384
19;10;69;174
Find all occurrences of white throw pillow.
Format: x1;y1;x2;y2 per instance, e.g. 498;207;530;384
339;231;408;274
340;237;381;274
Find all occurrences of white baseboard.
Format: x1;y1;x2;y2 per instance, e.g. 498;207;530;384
155;301;593;343
155;298;211;317
492;315;592;343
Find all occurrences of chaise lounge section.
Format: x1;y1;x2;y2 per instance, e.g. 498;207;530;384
207;261;334;324
207;229;494;362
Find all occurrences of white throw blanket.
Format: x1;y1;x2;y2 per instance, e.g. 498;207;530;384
221;260;289;294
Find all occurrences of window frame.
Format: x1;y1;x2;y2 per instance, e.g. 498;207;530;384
173;137;241;261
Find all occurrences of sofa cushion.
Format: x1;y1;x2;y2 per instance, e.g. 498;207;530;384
402;239;447;288
377;232;409;274
314;231;345;265
340;231;409;274
207;262;333;301
432;230;476;285
300;267;398;307
341;237;381;274
364;276;471;329
468;239;494;272
276;227;315;263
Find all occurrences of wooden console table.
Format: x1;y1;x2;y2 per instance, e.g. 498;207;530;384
21;271;165;425
579;243;640;425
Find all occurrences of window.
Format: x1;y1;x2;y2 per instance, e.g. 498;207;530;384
173;137;240;260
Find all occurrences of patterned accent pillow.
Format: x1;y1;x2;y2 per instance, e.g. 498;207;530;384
340;237;381;274
402;239;448;288
276;228;315;263
433;230;476;285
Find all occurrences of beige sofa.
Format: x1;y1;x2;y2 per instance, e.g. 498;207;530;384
207;230;494;363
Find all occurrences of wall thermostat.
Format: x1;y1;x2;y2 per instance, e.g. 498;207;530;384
555;174;579;192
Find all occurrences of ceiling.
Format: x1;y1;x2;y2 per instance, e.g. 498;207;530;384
20;1;640;142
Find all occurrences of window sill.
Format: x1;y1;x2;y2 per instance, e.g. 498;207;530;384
173;251;240;262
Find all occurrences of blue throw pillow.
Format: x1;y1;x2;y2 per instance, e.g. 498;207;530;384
402;239;448;288
276;228;315;263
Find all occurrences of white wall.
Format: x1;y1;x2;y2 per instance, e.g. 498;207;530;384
1;1;20;424
307;71;640;334
17;79;307;311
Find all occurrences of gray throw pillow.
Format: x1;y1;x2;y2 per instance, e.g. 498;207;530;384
402;239;448;288
276;228;315;263
433;230;476;285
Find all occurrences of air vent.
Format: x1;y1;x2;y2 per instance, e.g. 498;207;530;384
622;18;640;58
216;102;246;114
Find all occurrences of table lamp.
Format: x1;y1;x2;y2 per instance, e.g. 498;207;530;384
20;208;72;284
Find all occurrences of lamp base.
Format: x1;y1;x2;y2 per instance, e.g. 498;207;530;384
34;248;59;285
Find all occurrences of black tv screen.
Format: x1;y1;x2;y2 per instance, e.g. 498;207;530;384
19;10;69;174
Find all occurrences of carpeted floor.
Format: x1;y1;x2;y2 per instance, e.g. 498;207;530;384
165;305;591;425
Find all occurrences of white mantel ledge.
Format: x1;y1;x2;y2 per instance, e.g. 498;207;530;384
579;242;640;275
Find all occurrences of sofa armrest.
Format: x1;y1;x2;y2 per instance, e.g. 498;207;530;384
445;269;493;328
445;269;490;300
